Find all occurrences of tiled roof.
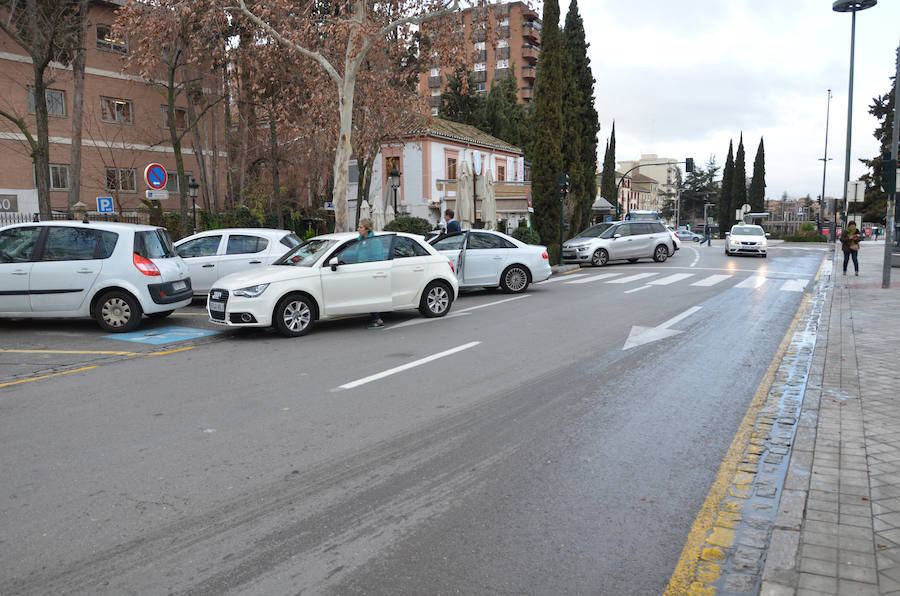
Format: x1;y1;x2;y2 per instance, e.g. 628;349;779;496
399;115;522;154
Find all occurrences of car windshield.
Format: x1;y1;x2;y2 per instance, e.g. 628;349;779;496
575;223;612;238
274;238;338;266
732;227;764;236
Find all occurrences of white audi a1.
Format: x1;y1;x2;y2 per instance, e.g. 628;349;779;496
206;232;459;337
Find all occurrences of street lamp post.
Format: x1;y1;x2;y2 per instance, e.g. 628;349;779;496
819;89;833;235
388;167;401;216
833;0;877;238
188;176;199;234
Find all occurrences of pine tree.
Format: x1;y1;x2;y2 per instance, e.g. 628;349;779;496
438;67;484;126
563;0;598;234
529;0;565;252
731;134;747;220
479;69;531;150
599;122;616;216
748;137;766;212
718;140;734;234
860;52;896;224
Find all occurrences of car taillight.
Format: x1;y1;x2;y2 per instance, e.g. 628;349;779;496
541;252;549;259
133;253;161;276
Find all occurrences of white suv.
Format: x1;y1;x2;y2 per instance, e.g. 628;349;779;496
0;220;192;331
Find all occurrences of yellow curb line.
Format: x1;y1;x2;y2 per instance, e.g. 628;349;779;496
562;267;584;275
0;347;195;388
813;250;831;282
664;292;813;595
0;366;99;389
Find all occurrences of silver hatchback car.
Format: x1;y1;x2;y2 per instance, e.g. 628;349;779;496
562;221;675;266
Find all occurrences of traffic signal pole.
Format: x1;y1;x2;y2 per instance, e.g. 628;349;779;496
882;40;899;289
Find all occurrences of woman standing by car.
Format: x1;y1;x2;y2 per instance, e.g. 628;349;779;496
840;221;861;276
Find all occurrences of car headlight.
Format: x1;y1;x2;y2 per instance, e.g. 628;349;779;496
233;283;270;298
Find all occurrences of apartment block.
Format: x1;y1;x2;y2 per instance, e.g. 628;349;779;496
0;0;226;215
419;1;541;115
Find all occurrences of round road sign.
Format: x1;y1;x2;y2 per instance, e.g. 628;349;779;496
144;163;168;190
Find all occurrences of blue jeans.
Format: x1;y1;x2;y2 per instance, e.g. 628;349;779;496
704;235;711;246
843;250;858;273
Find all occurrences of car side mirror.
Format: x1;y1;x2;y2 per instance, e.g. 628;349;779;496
765;233;771;238
329;256;339;271
725;232;730;237
613;234;621;239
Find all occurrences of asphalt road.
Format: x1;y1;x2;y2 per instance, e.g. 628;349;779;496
0;241;828;595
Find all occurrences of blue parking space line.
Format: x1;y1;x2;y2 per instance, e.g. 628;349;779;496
105;326;220;345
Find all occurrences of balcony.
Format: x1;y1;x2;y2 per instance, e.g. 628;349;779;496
473;49;487;62
428;75;442;88
473;70;487;83
521;65;536;82
428;96;441;108
472;29;486;43
520;86;534;100
522;22;541;43
498;26;510;38
496;47;510;60
521;44;539;63
494;68;510;81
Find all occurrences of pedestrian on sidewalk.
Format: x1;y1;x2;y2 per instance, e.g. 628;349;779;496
356;219;385;328
703;224;712;246
840;220;861;276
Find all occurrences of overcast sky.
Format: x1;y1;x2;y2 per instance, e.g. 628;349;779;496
572;0;900;201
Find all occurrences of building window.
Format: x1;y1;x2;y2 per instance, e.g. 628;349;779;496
161;106;187;129
447;157;457;179
497;164;505;182
101;97;133;124
165;170;193;193
27;88;66;117
96;24;128;54
49;164;70;190
106;167;137;193
475;83;486;94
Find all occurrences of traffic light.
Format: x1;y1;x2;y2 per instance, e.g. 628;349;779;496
558;173;569;197
881;152;897;194
685;157;694;173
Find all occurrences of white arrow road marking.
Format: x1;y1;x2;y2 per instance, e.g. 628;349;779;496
692;274;732;286
780;279;809;292
336;341;481;390
735;275;767;289
608;272;659;284
648;273;694;285
566;272;623;284
536;273;589;284
622;306;702;350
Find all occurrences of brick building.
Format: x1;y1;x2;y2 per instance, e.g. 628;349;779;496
419;1;541;115
0;0;227;216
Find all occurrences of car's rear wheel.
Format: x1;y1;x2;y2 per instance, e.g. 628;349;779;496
95;290;143;332
500;265;530;293
653;244;669;262
591;248;609;267
693;237;700;242
147;310;175;319
419;281;452;317
274;294;315;337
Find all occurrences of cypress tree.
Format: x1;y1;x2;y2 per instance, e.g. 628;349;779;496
563;0;598;234
717;140;734;234
748;137;766;212
529;0;565;252
599;122;616;216
731;134;747;220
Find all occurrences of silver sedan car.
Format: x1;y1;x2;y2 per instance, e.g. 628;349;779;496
562;221;675;266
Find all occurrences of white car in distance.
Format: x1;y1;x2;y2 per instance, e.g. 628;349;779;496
207;232;459;337
725;224;768;257
174;228;301;295
429;229;551;293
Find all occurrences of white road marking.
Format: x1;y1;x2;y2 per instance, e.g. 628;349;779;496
780;279;809;292
691;274;732;286
387;311;471;330
608;272;659;284
565;273;623;284
455;294;531;312
659;305;703;329
624;285;651;294
688;246;700;267
648;273;694;285
622;306;702;350
336;341;481;390
735;276;767;289
536;273;589;284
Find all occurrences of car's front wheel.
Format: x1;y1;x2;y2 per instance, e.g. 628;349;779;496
95;290;143;332
500;265;530;293
419;281;453;318
274;294;315;337
653;244;669;262
591;248;609;267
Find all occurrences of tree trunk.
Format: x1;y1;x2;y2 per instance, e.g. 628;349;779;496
332;68;359;232
68;0;89;210
269;109;283;229
211;100;221;213
165;59;190;237
28;0;51;218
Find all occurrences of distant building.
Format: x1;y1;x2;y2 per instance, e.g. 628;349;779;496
617;154;680;215
0;0;227;215
419;1;541;115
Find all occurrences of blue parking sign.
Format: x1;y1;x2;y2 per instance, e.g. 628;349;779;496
97;197;114;213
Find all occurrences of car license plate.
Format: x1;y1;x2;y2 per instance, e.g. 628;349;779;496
209;301;225;313
173;280;187;291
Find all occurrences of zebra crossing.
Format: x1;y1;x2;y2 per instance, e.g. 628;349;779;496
538;271;810;293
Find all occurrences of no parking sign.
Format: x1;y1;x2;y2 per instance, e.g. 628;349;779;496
144;163;167;190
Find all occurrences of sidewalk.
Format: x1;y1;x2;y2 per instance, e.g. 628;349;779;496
761;241;900;595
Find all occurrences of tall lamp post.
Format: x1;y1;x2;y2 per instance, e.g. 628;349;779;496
388;167;401;217
188;176;199;234
819;89;833;235
833;0;877;239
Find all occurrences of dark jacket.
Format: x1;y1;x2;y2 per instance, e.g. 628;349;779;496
446;219;461;233
840;227;860;253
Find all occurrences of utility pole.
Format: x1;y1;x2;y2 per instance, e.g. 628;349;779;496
882;40;899;289
819;89;832;235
